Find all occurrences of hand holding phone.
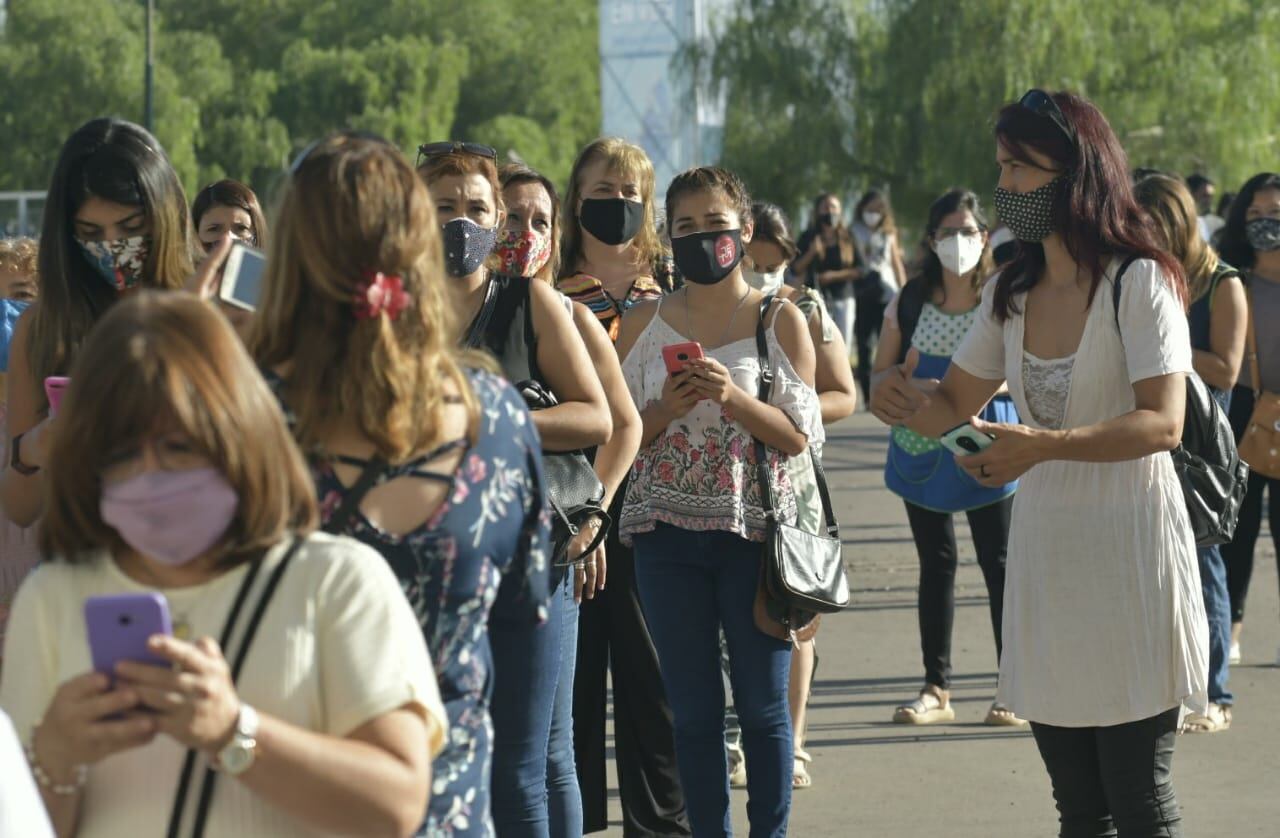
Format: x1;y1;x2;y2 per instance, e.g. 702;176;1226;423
85;593;174;677
44;376;69;416
939;422;996;458
662;341;704;377
218;242;267;312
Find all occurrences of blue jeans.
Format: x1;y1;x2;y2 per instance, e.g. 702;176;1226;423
490;570;582;837
1197;545;1233;705
634;524;793;838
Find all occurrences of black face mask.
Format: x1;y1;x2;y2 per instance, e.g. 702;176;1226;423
818;211;838;228
671;229;744;286
579;197;645;246
442;217;498;277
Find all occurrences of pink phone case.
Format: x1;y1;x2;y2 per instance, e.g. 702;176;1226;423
84;593;173;676
44;376;69;416
662;341;704;376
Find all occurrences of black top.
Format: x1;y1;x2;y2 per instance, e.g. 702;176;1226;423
796;228;862;301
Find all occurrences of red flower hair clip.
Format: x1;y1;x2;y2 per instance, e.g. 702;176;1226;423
354;271;411;320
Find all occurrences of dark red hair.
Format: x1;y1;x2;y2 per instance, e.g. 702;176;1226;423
992;91;1186;321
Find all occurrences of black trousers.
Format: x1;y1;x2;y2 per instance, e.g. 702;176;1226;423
854;293;888;405
1222;385;1280;622
1031;708;1183;838
574;486;691;836
904;498;1012;689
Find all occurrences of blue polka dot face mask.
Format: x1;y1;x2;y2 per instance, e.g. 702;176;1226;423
993;177;1064;243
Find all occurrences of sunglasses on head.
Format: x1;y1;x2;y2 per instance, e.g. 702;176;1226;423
1018;89;1076;150
416;142;497;168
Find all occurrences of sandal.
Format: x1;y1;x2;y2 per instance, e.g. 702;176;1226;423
728;743;747;788
1182;703;1232;734
984;701;1027;727
893;687;955;724
792;748;812;789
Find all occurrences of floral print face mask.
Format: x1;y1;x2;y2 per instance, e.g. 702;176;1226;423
76;234;151;292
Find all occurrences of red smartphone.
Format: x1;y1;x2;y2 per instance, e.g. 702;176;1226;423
44;376;70;416
84;593;173;678
662;341;704;377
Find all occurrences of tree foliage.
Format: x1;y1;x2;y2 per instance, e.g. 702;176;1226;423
0;0;601;200
698;0;1280;230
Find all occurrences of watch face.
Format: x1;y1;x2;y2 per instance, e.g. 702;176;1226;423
220;740;256;775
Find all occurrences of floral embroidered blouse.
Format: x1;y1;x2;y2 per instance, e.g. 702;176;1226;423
619;300;824;544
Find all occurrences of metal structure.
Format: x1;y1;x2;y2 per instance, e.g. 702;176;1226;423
0;192;47;238
598;0;729;210
144;0;155;132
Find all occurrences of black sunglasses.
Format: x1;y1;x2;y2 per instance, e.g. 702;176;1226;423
416;141;498;168
1019;89;1076;149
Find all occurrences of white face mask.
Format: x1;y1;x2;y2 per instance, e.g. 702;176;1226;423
862;211;884;229
934;233;985;276
743;266;786;294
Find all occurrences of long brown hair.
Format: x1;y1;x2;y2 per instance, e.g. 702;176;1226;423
914;188;994;303
559;137;667;277
855;188;899;238
1133;174;1220;303
992;91;1186;320
251;132;485;462
192;179;269;249
807;192;856;266
29;118;196;408
43;292;317;564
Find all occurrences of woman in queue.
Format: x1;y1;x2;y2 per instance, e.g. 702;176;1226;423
2;291;445;837
418;143;609;837
872;89;1205;837
617;166;821;836
192;179;268;253
252;132;551;837
556;137;691;837
850;189;907;404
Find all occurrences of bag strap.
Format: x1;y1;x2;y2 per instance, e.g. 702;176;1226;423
167;536;304;838
1108;254;1144;331
895;279;930;364
462;274;503;350
750;297;840;538
322;456;389;535
1245;284;1263;397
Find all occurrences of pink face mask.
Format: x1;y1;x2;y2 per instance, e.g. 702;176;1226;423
494;229;553;278
100;468;239;566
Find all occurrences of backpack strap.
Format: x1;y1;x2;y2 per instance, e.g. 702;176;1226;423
895;279;930;364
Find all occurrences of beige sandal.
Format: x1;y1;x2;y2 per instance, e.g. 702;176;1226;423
1182;703;1232;734
984;701;1027;727
893;687;955;724
792;748;813;789
727;743;747;788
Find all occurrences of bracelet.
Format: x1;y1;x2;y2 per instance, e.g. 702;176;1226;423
25;732;87;796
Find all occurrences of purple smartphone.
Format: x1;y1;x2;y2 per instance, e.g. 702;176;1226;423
84;593;173;676
44;376;70;416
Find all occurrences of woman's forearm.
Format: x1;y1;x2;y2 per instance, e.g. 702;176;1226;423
531;402;612;453
0;467;43;527
1191;349;1237;393
235;711;430;838
819;390;858;424
41;788;81;838
639;404;674;448
594;409;640;507
1034;409;1181;464
724;390;808;456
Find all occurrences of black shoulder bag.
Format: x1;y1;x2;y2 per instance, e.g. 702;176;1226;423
1111;256;1248;547
750;296;850;641
166;536;303;838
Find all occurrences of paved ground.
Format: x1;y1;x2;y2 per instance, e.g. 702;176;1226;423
605;413;1279;836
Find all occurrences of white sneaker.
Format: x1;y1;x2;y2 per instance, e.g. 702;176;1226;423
1230;642;1242;665
727;743;747;788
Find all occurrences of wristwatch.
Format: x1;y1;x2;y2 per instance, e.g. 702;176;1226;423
8;432;38;476
215;703;260;776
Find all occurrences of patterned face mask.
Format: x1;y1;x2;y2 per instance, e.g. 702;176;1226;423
1245;217;1280;253
993;177;1064;243
76;235;151;291
494;229;553;278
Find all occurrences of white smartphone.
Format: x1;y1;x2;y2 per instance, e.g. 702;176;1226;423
218;243;267;312
939;422;995;457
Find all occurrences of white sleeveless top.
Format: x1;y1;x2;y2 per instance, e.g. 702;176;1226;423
952;258;1207;727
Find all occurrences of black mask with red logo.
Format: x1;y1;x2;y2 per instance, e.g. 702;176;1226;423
671;229;744;285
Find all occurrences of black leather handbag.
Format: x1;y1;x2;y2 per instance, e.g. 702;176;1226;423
516;379;610;566
1112;257;1247;547
750;296;850;639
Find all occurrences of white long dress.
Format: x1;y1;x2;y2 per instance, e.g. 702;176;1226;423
952;258;1208;727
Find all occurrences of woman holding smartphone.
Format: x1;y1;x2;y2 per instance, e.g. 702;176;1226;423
872;189;1018;727
617;166;820;835
1;292;446;838
873;90;1205;836
1;118;226;529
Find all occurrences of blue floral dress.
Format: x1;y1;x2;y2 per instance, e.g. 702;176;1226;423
277;368;551;837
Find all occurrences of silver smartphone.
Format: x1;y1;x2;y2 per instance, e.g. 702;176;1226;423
938;422;996;457
218;242;267;312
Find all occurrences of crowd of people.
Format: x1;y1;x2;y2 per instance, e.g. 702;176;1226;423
0;87;1277;838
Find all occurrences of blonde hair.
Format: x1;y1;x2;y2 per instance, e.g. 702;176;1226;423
560;137;668;277
1134;174;1219;303
0;237;39;277
251;132;487;462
